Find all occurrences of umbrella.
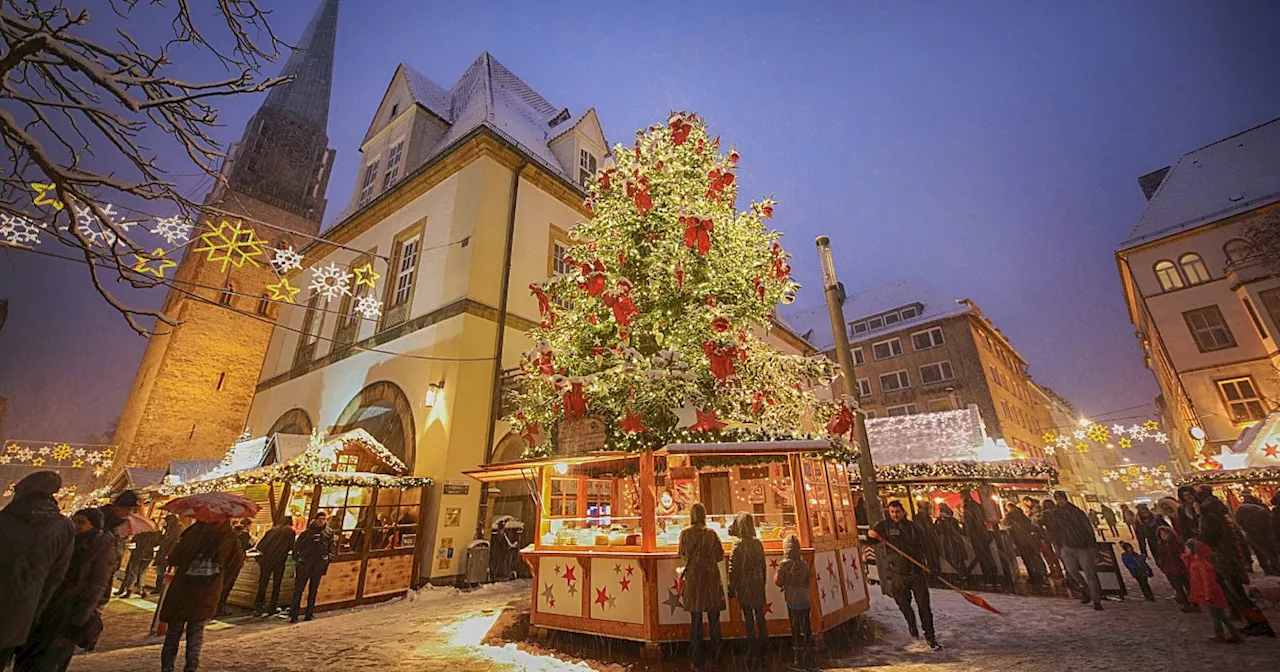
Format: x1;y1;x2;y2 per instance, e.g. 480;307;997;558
114;512;156;537
162;492;260;524
878;537;1003;615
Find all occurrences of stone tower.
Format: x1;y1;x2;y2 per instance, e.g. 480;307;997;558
113;0;339;469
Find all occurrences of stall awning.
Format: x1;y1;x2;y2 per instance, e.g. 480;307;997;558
463;452;633;483
657;440;831;456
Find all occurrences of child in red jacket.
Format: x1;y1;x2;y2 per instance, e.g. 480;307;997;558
1185;539;1241;643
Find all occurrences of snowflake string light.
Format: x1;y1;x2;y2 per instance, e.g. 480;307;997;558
1073;429;1087;441
1153;432;1168;444
1111;424;1127;436
1086;423;1110;443
15;448;34;462
269;245;305;274
1;213;40;246
1043;444;1057;456
1054;434;1071;449
74;203;138;246
354;295;383;320
151;215;193;245
309;262;352;302
37;446;51;455
0;455;9;465
85;452;101;465
52;444;73;461
195;220;266;271
73;448;86;458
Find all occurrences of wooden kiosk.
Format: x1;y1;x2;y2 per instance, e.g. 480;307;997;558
466;440;869;648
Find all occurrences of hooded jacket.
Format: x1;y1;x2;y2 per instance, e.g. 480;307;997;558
0;494;75;649
1186;540;1227;608
773;536;811;609
1234;498;1273;542
158;521;246;623
727;512;767;609
1152;527;1187;577
678;504;726;613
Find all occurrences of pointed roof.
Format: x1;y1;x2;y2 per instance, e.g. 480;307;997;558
781;280;971;351
262;0;339;129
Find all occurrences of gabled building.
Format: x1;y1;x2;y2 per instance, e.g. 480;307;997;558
784;281;1054;461
244;53;610;583
1116;117;1280;470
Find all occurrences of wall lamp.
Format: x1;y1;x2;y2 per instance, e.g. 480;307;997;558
425;379;445;408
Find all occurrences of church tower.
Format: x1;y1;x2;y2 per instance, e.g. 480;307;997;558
113;0;339;469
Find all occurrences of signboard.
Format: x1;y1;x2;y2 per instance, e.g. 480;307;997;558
244;484;271;502
1095;541;1127;598
442;482;470;496
558;415;606;454
1084;494;1099;503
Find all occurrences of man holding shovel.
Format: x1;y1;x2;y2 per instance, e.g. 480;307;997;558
870;500;941;650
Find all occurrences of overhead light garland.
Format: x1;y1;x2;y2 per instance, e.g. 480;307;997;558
852;460;1059;485
3;440;115;474
1041;418;1167;456
1102;464;1174;490
1176;466;1280;488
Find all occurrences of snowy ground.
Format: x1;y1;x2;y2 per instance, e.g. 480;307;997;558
73;574;1280;671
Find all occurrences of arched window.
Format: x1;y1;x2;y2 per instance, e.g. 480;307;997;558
1224;239;1252;264
332;381;416;470
1179;253;1211;285
267;408;313;437
1153;260;1184;291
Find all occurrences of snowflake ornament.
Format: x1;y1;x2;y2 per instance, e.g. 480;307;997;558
309;262;353;302
1153;432;1168;444
0;455;9;465
1111;424;1127;436
1073;429;1087;441
195;220;266;271
354;295;383;320
52;444;73;461
73;448;86;458
150;215;193;245
37;446;51;455
1054;434;1071;449
74;203;138;246
270;245;305;274
0;213;40;246
1043;444;1056;456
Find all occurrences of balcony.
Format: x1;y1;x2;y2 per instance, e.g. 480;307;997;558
1225;254;1276;289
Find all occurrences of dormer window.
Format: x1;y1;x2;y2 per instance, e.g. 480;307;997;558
382;141;404;191
358;158;380;206
579;149;597;186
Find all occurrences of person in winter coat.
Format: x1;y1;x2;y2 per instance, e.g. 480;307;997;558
774;535;813;672
1003;503;1047;586
1034;500;1064;579
17;508;119;672
158;518;244;672
727;512;767;665
1153;526;1195;611
99;490;139;598
1186;539;1242;643
1050;491;1102;610
253;516;297;616
870;501;940;650
1235;494;1279;575
154;514;183;592
959;488;998;584
290;512;338;623
1198;492;1275;638
1119;542;1155;601
914;501;942;573
118;527;160;598
679;503;725;671
1121;504;1137;538
1100;505;1120;538
1155;497;1182;538
1272;493;1280;553
0;472;74;669
215;519;253;617
1176;485;1201;541
1132;504;1167;558
933;504;968;578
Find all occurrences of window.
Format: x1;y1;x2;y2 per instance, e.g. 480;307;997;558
578;149;597;186
1179;253;1211;285
391;236;420;307
358;159;380;206
927;397;954;412
886;404;917;417
1183;305;1236;352
900;305;919;320
551;239;571;276
1154;260;1184;291
1243;298;1269;339
218;283;234;307
919;361;955;385
989;366;1003;387
1000;399;1011;419
389;103;399;118
382;141;405;191
912;327;945;351
868;316;884;330
872;338;903;360
851;321;868;334
856;378;871;396
862;409;877;419
1217;377;1267;423
1260;288;1280;334
294;292;322;367
372;487;421;550
318;485;373;555
550;478;580;517
852;347;865;366
256;293;271;316
884;312;900;326
1224;239;1252;264
879;370;910;391
585;480;612;525
801;459;835;539
739;466;770;480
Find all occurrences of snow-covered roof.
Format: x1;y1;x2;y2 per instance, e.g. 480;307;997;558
198;436;271;481
121;467;165;490
166;460;221;484
782;280;971;351
271;433;312;464
865;406;985;464
1119;117;1280;250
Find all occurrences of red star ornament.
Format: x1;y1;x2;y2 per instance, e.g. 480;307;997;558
1264;443;1279;459
692;408;727;433
621;408;646;434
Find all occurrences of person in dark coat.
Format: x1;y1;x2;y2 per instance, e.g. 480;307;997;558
1153;525;1195;612
118;526;160;598
933;503;967;578
1235;494;1279;575
16;508;118;672
679;502;725;671
289;512;337;623
154;514;183;592
1121;504;1137;538
158;519;245;672
914;501;943;573
1050;491;1102;610
727;512;766;665
1100;505;1120;538
1034;499;1064;579
1132;504;1166;558
99;490;139;598
253;516;297;616
215;518;253;617
870;500;940;650
774;535;813;671
1176;485;1201;541
1272;493;1280;553
0;472;74;669
1003;503;1047;586
1198;492;1275;638
959;488;998;584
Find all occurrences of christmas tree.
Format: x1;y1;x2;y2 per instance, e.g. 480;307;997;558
508;113;850;458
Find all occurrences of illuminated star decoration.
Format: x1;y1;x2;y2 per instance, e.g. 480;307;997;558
0;213;40;246
71;459;84;468
354;295;383;320
1143;419;1160;432
1042;432;1056;444
269;245;305;274
1075;442;1089;453
132;248;177;278
1264;443;1279;459
267;277;301;304
31;457;45;467
30;182;63;211
195;220;266;272
150;215;193;245
1118;437;1133;449
309;262;353;302
352;262;381;289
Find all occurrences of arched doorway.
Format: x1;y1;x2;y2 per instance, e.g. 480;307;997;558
267;408;313;437
489;432;535;577
332;381;416;470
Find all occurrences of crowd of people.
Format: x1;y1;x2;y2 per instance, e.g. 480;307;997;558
0;472;340;672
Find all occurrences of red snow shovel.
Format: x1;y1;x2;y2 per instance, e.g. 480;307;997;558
878;537;1004;615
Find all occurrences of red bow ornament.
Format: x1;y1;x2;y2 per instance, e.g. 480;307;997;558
702;340;738;382
668;112;693;146
758;198;775;219
597;168;616;191
825;403;855;439
706;168;735;201
530;283;551;317
626;175;653;215
770;242;791;281
579;259;608;297
682;216;714;255
563;379;588;419
603;280;639;327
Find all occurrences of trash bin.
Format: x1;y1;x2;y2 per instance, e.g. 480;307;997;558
464;539;490;586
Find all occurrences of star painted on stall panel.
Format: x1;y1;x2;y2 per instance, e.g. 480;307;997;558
607;594;617;609
827;560;836;580
663;589;684;615
613;563;622;575
594;587;611;608
1265;443;1279;459
541;583;555;603
567;582;578;596
625;565;636;577
763;602;773;615
769;558;779;569
619;576;632;592
562;566;577;584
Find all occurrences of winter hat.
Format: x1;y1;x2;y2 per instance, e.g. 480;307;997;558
14;470;62;498
784;534;801;559
112;490;141;508
75;508;104;530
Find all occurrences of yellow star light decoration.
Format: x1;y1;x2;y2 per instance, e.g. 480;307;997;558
72;459;84;468
102;448;114;459
267;277;301;304
132;247;177;278
30;182;64;211
5;443;16;454
194;220;266;272
352;262;381;289
31;457;45;467
1086;423;1110;443
1119;437;1133;449
1042;432;1056;443
1143;419;1160;432
52;444;73;461
1075;442;1089;453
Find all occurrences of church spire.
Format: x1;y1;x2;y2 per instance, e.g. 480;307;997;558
262;0;339;130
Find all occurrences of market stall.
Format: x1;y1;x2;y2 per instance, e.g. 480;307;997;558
151;429;433;612
1176;409;1280;506
466;440;869;649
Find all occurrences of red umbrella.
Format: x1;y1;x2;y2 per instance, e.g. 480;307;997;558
114;512;156;537
162;492;260;524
